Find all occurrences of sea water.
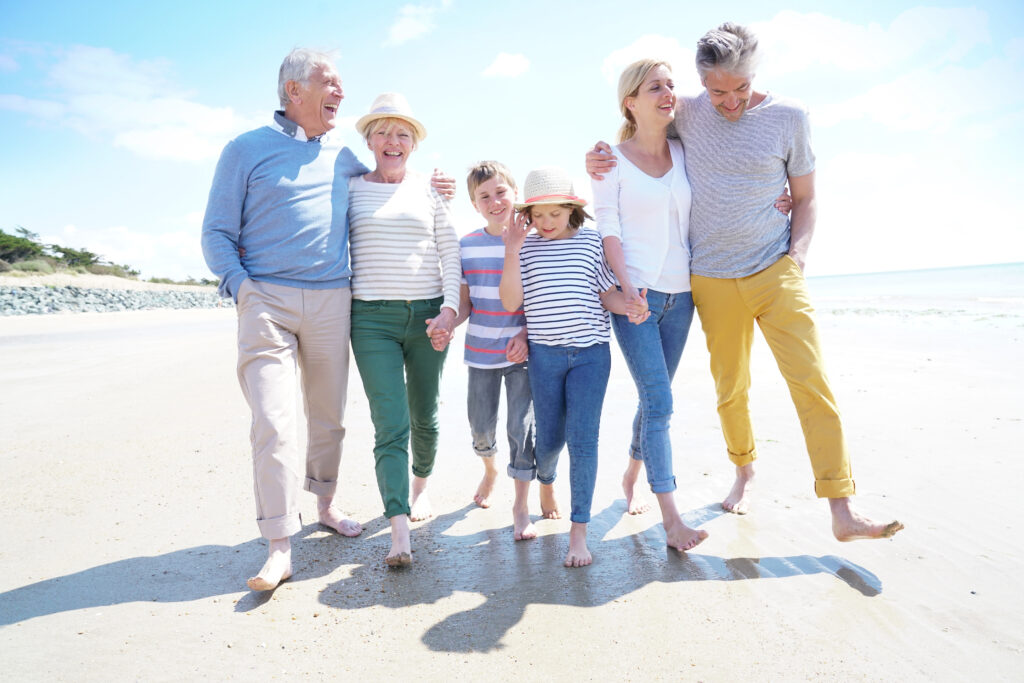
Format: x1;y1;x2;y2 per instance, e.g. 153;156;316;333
805;262;1024;324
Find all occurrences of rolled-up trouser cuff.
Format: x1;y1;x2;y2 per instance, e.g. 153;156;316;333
648;475;676;494
257;511;302;540
727;447;758;468
815;478;856;499
507;464;537;482
628;445;643;462
304;477;337;497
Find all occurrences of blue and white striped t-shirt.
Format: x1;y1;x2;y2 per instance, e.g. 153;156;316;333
460;228;526;369
519;227;615;348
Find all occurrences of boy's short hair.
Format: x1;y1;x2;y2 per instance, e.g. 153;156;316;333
522;203;591;231
466;160;518;202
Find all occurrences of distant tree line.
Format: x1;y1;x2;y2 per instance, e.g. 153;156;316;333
0;226;215;286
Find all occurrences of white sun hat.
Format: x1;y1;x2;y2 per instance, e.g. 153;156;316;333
513;166;587;210
355;92;427;141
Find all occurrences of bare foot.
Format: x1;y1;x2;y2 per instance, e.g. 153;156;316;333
830;497;905;542
654;491;708;552
722;463;755;514
410;475;433;522
623;458;651;515
385;514;413;567
664;517;708;552
564;522;592;568
539;483;561;519
473;459;498;508
246;538;292;591
317;496;362;537
512;479;537;540
513;506;537;540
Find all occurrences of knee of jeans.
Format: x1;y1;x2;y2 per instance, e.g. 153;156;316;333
565;437;598;457
640;386;674;420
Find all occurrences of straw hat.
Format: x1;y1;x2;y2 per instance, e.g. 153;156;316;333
355;92;427;141
513;166;587;210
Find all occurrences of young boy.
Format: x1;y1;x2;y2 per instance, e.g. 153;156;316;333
447;161;560;540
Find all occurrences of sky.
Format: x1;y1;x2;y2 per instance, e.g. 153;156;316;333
1;0;1022;279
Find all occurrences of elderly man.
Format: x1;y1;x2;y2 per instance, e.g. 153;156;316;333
589;23;902;541
202;49;452;591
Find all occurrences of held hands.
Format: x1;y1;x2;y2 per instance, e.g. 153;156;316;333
505;329;528;364
625;287;650;325
425;307;456;351
430;168;456;200
585;141;616;181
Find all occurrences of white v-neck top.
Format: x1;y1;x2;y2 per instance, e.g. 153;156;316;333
591;138;692;293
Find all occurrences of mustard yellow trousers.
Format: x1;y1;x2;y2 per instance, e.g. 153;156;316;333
690;255;855;498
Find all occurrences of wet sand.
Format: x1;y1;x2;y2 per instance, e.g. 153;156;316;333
1;302;1021;680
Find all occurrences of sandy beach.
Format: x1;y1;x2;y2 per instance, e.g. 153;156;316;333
1;279;1022;680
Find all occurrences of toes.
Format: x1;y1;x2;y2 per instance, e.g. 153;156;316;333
882;521;904;537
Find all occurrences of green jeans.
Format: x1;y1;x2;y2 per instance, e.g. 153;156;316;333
351;298;448;518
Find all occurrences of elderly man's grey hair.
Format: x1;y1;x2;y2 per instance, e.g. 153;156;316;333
277;48;338;108
695;22;760;80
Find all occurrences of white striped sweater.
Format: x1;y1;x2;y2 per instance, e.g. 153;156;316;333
348;172;461;312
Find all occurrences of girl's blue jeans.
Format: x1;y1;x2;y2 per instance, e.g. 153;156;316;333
527;341;611;523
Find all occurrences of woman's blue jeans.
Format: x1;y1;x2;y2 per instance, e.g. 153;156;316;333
527;341;610;524
610;290;694;494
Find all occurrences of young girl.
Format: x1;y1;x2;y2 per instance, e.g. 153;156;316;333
499;166;647;568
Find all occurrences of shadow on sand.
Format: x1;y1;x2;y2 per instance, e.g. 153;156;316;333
317;501;882;653
0;501;880;653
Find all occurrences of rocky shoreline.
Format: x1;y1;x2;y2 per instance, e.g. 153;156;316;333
0;274;228;316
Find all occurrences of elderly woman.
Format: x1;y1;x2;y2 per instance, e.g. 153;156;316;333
348;93;461;567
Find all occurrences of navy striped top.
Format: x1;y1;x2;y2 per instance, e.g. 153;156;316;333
519;227;615;348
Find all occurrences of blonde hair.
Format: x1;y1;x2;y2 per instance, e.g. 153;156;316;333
466;160;517;201
616;59;672;143
362;116;420;148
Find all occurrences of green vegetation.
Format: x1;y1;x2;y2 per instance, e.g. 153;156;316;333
11;259;55;274
0;225;215;286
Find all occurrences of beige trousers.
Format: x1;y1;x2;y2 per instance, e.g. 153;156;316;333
236;279;351;539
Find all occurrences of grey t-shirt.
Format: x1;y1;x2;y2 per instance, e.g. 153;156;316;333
675;91;814;278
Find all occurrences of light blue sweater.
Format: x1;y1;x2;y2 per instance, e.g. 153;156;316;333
201;113;369;300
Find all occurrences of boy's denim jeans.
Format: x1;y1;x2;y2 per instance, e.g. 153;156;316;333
527;341;611;524
466;364;536;480
610;290;694;494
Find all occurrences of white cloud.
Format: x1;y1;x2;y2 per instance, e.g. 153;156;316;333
601;35;693;87
813;55;1023;131
482;53;529;78
0;54;17;72
0;45;261;162
753;7;990;79
384;1;452;46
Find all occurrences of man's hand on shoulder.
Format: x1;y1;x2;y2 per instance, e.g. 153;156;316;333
431;168;456;200
585;141;616;181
